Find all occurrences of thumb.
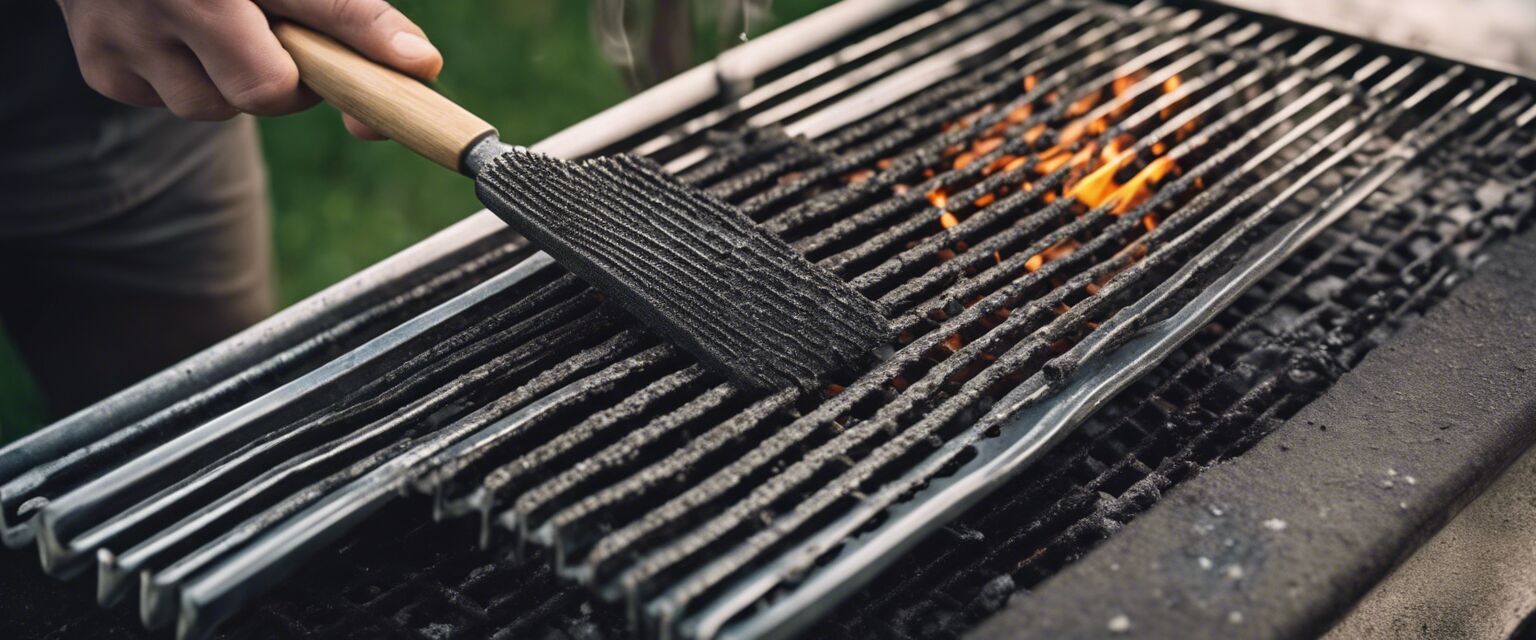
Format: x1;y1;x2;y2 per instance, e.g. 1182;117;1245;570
257;0;443;82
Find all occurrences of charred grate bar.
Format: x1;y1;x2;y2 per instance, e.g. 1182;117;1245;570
0;0;1533;639
814;98;1536;639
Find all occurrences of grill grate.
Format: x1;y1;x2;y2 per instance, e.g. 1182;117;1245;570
220;506;613;640
813;98;1536;638
200;95;1532;640
2;0;1534;638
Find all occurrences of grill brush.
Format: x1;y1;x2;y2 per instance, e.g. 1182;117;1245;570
272;22;890;391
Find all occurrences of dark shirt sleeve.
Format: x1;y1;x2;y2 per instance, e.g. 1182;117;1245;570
0;1;242;237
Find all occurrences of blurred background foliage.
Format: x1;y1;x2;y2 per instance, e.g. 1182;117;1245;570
0;0;826;442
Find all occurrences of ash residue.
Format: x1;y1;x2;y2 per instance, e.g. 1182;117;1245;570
808;96;1535;640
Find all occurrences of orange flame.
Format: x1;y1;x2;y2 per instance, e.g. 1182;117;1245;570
1026;238;1080;273
915;69;1206;308
1064;145;1178;215
1161;74;1184;120
954;136;1007;171
1036;138;1100;177
1023;124;1047;145
1067;149;1134;208
973;137;1004;154
1034;148;1072;175
1065;89;1101;118
983;155;1017;176
1107;156;1176;215
1113;75;1136;97
928;189;949;208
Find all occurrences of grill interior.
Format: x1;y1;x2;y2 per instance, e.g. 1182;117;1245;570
3;0;1535;639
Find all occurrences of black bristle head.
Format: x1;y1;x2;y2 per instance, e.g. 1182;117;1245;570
474;150;892;390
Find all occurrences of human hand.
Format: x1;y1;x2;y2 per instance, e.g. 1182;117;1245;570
55;0;444;140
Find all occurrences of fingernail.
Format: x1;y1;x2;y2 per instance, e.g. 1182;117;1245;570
391;31;439;60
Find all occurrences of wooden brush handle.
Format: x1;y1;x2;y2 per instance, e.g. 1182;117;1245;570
273;21;495;173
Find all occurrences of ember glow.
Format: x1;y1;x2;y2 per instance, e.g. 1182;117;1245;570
927;70;1197;233
852;67;1206;394
928;189;949;209
878;68;1210;389
1026;238;1081;273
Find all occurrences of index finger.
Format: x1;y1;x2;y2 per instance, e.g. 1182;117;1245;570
255;0;443;82
173;0;319;116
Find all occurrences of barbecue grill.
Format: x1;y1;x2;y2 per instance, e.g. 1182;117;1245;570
3;0;1534;639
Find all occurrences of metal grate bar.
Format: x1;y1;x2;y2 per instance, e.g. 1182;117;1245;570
4;2;1533;639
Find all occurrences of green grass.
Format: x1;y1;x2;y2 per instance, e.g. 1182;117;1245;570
0;0;828;442
0;325;46;443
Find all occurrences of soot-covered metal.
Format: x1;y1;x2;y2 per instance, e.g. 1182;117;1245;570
1;0;1534;639
474;150;891;391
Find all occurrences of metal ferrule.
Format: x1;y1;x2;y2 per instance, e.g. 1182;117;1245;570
460;133;525;177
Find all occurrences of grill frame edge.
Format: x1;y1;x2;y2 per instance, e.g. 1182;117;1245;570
965;223;1536;640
